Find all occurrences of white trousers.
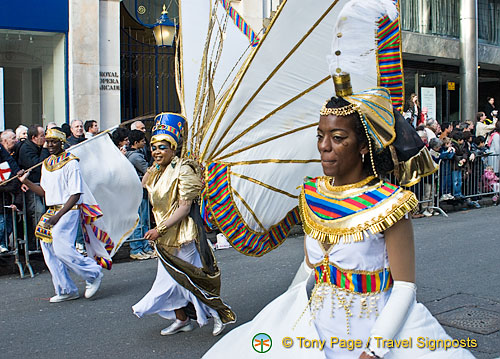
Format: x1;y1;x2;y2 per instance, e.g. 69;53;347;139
40;209;101;295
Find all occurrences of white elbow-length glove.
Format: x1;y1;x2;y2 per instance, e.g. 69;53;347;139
366;280;416;358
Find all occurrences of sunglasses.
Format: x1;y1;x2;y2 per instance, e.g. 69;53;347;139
151;144;170;151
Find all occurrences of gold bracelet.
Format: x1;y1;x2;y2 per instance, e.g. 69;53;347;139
156;224;168;236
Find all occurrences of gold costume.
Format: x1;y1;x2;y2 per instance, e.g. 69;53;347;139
141;153;236;324
144;156;202;253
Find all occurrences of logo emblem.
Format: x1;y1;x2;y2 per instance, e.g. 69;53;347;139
252;333;272;353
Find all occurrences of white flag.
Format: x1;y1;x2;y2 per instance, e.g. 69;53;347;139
68;134;142;256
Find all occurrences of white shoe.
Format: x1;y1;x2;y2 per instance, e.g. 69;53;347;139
85;272;103;299
130;252;150;260
160;319;194;335
0;245;8;253
50;292;79;303
212;316;225;336
422;209;432;217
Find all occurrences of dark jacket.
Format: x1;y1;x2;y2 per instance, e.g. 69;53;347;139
0;144;21;175
451;140;467;171
11;140;25;163
17;140;49;183
65;135;86;148
485;103;496;119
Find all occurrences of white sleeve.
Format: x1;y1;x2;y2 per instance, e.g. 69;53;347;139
368;280;416;357
64;160;84;196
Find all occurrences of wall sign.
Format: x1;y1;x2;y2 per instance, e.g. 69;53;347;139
420;87;436;122
100;71;120;91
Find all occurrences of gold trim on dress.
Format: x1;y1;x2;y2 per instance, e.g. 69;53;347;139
299;187;418;244
43;152;79;172
230;171;298;199
322;176;377;192
48;205;79;211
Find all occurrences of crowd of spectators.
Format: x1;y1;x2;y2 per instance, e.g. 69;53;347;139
404;95;500;217
1;105;499;254
0;120;156;261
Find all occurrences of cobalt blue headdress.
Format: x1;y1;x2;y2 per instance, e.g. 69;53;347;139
150;112;186;150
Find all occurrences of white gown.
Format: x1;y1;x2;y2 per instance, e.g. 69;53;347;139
132;241;219;327
203;233;475;358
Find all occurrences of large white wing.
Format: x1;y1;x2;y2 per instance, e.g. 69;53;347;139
178;0;257;150
182;0;403;256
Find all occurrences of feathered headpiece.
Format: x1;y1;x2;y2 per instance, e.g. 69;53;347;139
322;0;438;186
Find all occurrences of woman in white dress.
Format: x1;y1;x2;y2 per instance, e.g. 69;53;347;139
132;113;235;336
203;77;475;358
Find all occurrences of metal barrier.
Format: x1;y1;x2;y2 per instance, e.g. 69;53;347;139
385;153;500;217
438;153;500;200
388;165;447;217
0;189;43;278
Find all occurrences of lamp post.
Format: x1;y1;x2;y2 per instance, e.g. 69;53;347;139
152;4;177;47
152;4;177;113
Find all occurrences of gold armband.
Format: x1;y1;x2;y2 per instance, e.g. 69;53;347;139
156;223;169;236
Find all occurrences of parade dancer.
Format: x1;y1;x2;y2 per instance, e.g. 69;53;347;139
204;81;475;359
132;113;235;336
19;128;105;303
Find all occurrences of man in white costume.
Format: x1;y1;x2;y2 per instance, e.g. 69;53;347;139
19;128;105;303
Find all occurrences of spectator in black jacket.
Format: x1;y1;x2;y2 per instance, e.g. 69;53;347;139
17;124;49;249
18;125;49;183
65;119;86;148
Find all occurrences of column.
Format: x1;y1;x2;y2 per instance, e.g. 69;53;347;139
68;0;100;125
460;0;478;123
99;0;121;130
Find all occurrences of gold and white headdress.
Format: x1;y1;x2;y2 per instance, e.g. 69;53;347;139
45;128;67;143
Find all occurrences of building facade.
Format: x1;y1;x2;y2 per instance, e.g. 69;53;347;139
401;0;500;124
1;0;499;130
0;0;122;131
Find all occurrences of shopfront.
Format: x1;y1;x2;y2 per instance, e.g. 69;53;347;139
0;1;68;130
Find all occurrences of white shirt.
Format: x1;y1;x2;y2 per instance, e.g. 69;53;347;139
41;159;84;206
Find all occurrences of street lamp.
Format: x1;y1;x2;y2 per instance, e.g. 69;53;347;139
152;4;176;47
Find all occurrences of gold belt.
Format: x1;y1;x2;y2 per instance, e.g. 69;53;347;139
48;204;79;211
